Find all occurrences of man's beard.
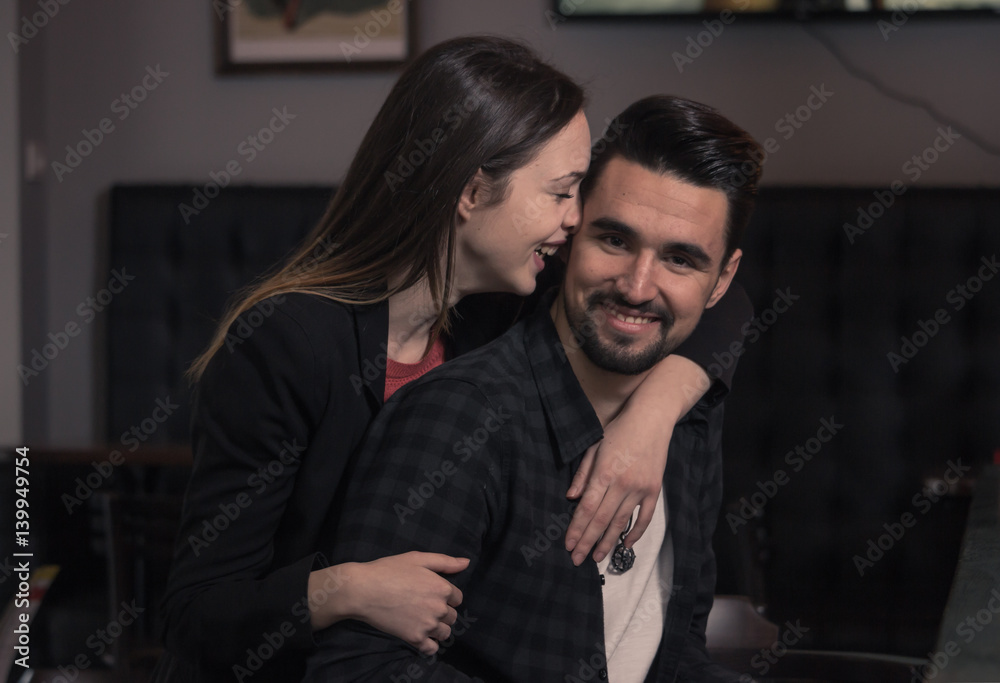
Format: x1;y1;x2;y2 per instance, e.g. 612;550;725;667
563;288;677;375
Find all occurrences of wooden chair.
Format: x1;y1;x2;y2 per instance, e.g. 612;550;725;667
99;492;183;681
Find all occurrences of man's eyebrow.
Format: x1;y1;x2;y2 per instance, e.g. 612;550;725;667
588;217;713;268
666;242;712;268
590;216;636;237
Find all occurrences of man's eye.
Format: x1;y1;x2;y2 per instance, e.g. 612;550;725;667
603;235;626;249
666;254;692;267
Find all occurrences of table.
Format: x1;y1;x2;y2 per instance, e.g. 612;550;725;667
925;464;1000;682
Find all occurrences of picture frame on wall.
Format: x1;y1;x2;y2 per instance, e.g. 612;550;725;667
215;0;413;73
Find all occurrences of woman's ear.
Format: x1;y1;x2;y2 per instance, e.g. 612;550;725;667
456;169;487;223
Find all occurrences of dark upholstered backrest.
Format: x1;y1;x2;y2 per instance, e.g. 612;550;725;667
720;187;1000;654
107;185;334;445
106;184;1000;654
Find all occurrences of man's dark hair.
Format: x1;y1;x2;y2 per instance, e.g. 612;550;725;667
581;95;763;264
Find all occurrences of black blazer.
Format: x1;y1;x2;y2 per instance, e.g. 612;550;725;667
155;282;751;683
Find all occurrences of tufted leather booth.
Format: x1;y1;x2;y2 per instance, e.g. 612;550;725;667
718;187;1000;658
107;184;334;445
107;184;1000;658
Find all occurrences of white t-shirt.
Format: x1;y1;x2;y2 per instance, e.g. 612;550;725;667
596;492;673;683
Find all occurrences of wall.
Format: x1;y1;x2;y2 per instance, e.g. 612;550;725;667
18;0;1000;443
1;3;21;445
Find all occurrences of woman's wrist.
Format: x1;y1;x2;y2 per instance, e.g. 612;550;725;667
307;564;358;631
634;353;710;423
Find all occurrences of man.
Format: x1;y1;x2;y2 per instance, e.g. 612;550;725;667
305;95;762;682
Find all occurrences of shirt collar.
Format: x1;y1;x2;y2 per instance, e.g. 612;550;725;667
524;287;604;466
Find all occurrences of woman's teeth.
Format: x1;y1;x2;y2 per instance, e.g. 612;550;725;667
535;245;559;257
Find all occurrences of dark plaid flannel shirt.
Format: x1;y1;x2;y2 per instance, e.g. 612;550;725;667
305;292;740;683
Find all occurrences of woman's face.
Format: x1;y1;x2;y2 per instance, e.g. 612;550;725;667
454;110;592;298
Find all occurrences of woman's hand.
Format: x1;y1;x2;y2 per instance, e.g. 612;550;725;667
308;552;470;655
564;355;712;566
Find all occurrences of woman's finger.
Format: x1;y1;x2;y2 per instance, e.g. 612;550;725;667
565;470;608;554
410;551;470;574
590;496;642;563
566;443;598;500
623;492;658;547
417;637;439;656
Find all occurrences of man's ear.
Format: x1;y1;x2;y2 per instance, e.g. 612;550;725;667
706;248;741;309
456;169;487;223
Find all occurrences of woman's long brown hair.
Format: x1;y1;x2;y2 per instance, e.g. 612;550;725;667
188;35;584;382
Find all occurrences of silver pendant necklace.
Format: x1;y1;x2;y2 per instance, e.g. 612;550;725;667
610;512;636;573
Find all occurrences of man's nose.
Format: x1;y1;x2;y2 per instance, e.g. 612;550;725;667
616;252;656;304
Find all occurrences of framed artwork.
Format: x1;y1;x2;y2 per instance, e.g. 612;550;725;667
215;0;413;73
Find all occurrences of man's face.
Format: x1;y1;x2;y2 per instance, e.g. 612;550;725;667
561;156;741;375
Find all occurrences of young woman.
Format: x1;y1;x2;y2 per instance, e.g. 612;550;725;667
154;36;749;682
